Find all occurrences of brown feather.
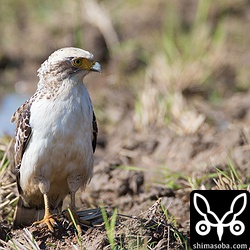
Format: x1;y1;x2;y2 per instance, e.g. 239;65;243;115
11;100;32;173
11;98;34;225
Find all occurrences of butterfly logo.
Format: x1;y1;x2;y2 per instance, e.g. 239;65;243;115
193;193;247;241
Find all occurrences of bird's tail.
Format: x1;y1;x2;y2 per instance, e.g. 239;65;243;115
13;197;45;229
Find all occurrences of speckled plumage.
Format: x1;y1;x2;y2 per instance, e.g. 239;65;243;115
11;47;101;228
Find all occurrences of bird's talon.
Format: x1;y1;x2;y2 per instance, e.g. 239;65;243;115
33;214;57;232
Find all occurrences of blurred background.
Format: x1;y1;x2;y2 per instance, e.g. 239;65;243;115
1;0;250;175
0;0;250;244
1;0;250;137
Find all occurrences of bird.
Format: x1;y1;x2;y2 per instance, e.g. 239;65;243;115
11;47;101;231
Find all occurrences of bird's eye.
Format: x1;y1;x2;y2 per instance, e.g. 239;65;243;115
72;58;83;67
71;58;93;70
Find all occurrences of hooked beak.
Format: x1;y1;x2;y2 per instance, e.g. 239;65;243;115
91;62;102;73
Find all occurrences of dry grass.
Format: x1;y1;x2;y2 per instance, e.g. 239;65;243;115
214;161;250;191
132;1;228;134
0;138;17;224
0;228;40;250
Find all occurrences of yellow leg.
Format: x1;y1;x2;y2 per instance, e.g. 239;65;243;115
33;194;56;231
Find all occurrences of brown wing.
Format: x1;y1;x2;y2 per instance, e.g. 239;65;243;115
11;100;32;173
92;111;98;153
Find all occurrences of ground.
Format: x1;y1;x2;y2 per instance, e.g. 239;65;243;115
0;0;250;249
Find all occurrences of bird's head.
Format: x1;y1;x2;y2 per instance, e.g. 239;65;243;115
37;47;102;84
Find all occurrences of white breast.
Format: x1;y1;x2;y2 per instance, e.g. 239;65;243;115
19;82;94;204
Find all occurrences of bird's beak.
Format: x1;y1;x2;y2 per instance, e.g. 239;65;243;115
91;62;102;73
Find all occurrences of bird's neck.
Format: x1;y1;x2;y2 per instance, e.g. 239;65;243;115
37;77;85;99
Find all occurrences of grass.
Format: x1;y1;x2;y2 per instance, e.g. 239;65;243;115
0;138;17;224
113;165;146;172
188;173;218;190
132;0;233;134
0;138;12;176
0;228;40;250
67;208;83;247
1;136;247;249
161;166;188;190
114;157;249;193
185;157;249;192
101;206;118;250
213;158;249;190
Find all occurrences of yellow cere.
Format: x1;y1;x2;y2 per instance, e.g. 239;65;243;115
72;58;94;71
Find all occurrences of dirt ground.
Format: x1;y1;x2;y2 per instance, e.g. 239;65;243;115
0;0;250;249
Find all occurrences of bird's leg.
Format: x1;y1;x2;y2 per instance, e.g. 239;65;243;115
33;193;56;231
67;191;90;234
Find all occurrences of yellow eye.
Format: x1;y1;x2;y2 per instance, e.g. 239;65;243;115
71;58;94;71
72;58;83;67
